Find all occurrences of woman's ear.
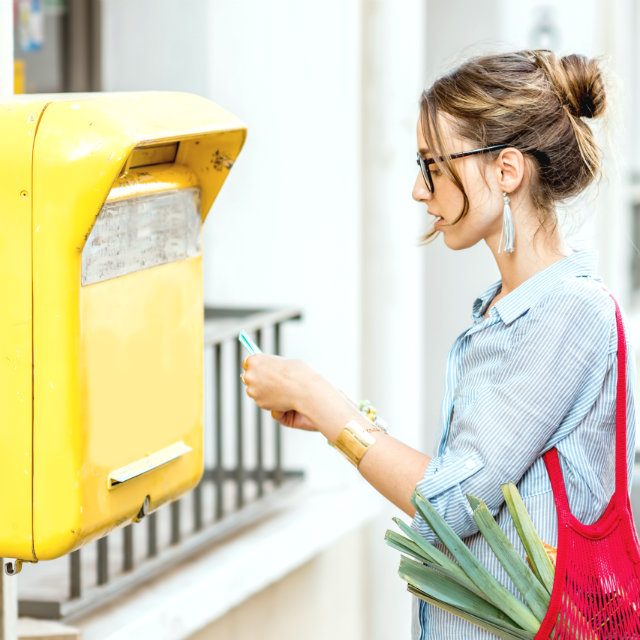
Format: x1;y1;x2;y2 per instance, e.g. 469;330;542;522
495;147;526;193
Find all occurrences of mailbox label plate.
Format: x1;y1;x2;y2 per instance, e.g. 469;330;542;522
82;188;201;286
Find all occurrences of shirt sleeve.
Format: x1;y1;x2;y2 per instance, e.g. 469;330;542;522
410;285;615;543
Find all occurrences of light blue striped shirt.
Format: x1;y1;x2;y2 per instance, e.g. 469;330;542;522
409;248;637;639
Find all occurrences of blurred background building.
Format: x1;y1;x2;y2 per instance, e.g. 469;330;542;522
3;0;640;638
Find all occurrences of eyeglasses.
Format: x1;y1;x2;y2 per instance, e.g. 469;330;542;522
416;144;509;194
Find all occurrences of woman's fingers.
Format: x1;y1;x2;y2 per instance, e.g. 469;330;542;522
271;409;318;432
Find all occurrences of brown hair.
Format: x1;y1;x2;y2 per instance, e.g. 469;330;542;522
418;49;607;245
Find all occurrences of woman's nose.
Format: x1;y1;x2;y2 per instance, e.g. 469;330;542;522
412;173;432;202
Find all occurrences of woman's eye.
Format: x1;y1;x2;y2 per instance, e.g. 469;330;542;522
431;168;441;177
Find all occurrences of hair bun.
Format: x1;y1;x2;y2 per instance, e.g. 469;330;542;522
529;50;606;119
559;54;606;118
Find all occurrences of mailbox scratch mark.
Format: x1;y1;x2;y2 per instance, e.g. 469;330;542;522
211;150;233;171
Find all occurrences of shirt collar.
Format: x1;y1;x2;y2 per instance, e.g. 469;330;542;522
471;248;601;326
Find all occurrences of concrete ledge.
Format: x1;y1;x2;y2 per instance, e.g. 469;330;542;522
17;618;79;640
72;478;385;640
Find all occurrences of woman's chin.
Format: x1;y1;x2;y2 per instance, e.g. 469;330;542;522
442;232;481;251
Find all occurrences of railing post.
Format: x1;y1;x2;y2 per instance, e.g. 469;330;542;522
15;309;304;622
0;560;18;640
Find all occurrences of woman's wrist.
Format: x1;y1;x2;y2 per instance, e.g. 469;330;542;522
317;399;367;443
295;369;388;443
297;376;365;442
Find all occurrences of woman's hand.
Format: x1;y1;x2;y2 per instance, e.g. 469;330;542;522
241;354;361;438
269;390;361;432
269;408;319;432
241;354;321;431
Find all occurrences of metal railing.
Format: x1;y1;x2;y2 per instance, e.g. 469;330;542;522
18;306;304;622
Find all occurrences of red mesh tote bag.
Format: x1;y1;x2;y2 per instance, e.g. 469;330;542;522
534;292;640;639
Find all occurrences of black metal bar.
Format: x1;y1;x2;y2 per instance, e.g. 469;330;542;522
235;339;245;508
204;307;302;345
170;501;181;545
147;512;158;558
255;328;265;498
97;537;108;586
63;0;92;92
201;468;304;482
123;526;134;572
214;342;223;521
193;482;203;532
273;323;283;486
88;0;102;91
69;550;81;600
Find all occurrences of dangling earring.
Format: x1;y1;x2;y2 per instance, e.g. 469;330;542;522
498;192;515;254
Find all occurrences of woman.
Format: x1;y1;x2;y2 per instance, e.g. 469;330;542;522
240;49;637;638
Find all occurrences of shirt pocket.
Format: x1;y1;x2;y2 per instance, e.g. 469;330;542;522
516;457;553;499
515;489;558;548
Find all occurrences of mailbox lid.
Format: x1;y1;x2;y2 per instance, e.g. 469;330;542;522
19;90;246;224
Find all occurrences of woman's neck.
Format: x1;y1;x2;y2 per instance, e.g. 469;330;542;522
487;204;572;296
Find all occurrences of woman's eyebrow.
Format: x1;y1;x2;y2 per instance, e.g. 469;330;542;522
418;147;430;156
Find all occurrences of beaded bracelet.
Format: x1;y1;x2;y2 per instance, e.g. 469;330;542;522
357;399;389;433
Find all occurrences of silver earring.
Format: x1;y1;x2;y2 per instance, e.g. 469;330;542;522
498;192;515;254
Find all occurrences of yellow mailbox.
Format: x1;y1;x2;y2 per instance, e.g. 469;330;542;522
0;92;245;564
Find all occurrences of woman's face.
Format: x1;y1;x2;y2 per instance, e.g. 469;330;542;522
412;113;504;251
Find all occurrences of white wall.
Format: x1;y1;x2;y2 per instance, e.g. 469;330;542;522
100;3;377;639
101;0;363;490
97;4;638;640
200;0;363;488
102;0;210;96
359;1;429;637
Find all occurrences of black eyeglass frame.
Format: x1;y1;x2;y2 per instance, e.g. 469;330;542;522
416;143;510;193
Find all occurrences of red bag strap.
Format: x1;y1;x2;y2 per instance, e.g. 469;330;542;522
611;293;629;507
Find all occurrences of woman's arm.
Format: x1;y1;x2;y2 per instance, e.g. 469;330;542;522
357;431;432;518
241;355;432;519
303;387;432;519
